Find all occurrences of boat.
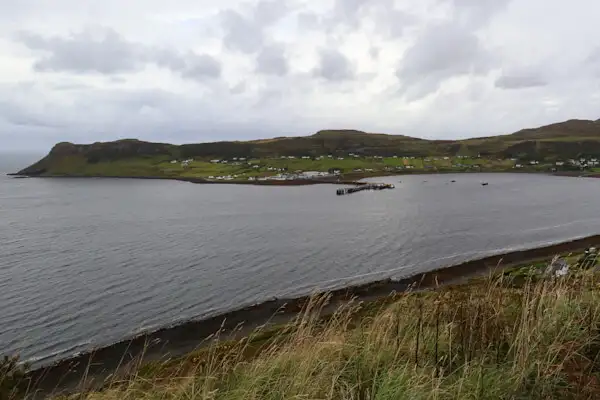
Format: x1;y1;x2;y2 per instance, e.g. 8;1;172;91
481;182;489;186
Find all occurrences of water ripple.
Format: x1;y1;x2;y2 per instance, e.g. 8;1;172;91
1;173;600;366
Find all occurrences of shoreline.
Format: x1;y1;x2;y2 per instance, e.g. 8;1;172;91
7;169;590;187
25;234;600;396
5;173;365;186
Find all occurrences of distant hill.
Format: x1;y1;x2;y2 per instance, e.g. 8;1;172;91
16;118;600;176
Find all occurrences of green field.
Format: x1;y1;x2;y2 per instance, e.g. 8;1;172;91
27;154;547;181
17;118;600;179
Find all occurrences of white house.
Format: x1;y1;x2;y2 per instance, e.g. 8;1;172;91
556;161;565;166
210;159;221;163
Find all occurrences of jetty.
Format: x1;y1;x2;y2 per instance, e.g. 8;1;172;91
336;183;395;196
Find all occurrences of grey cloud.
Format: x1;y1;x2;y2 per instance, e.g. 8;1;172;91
0;82;312;152
495;74;547;89
324;0;414;38
253;0;290;25
313;48;355;81
330;0;367;28
229;82;246;95
179;53;222;80
587;48;600;64
368;2;415;38
220;9;264;54
220;0;291;54
296;12;320;30
0;101;66;129
369;46;380;59
447;0;513;27
15;28;142;74
152;48;187;71
15;28;221;81
397;22;493;100
255;44;288;76
585;47;600;77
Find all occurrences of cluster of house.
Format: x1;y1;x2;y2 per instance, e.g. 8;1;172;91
170;155;600;179
210;158;247;165
512;158;599;169
566;158;599;168
170;158;194;167
204;170;339;182
246;171;338;181
352;166;413;173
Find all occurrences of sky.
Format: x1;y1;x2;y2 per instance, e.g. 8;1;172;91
1;0;600;151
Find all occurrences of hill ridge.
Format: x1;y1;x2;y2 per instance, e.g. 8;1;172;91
16;118;600;176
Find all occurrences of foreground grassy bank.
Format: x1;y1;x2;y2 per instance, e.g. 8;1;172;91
2;239;598;399
41;253;600;400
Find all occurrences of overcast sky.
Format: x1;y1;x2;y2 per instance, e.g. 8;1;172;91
1;0;600;151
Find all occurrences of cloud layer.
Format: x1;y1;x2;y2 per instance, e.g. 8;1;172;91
1;0;600;151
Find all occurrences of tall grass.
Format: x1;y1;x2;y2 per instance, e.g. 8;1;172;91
45;268;600;400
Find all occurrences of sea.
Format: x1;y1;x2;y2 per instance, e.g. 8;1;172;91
2;156;600;366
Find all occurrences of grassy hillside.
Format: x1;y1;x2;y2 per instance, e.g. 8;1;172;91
15;119;600;178
6;251;598;399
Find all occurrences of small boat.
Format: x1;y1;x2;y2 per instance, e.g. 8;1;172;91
481;182;489;186
451;180;456;183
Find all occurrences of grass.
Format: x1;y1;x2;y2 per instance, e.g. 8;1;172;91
34;155;546;181
18;252;598;400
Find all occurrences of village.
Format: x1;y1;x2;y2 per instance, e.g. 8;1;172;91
163;154;600;182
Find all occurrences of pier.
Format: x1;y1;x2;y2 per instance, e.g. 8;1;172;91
336;183;395;195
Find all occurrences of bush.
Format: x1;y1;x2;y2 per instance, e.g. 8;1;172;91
0;356;28;400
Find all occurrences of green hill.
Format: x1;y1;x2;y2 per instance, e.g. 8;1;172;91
15;119;600;178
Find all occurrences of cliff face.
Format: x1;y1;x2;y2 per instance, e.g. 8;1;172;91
18;140;177;175
15;118;600;176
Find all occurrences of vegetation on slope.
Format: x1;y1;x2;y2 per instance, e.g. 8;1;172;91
1;250;593;399
15;119;600;178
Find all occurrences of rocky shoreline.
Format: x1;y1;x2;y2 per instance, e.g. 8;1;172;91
9;170;599;187
6;173;367;186
24;234;600;397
